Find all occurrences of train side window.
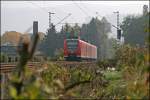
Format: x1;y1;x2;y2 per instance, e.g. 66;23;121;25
87;45;88;57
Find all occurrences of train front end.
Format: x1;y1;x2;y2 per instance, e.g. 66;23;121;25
64;39;81;61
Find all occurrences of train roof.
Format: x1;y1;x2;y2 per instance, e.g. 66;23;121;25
79;40;97;48
65;38;97;48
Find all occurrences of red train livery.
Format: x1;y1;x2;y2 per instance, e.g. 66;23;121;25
64;38;97;61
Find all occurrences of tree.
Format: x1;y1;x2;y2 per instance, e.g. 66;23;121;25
1;31;22;46
120;13;149;46
73;23;81;38
143;5;148;16
0;53;7;62
39;24;57;57
62;23;73;39
80;17;112;59
39;18;113;59
63;23;72;33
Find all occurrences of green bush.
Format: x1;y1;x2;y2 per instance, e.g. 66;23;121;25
104;71;122;81
0;53;7;62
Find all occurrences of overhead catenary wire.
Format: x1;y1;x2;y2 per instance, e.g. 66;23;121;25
79;1;97;17
78;1;120;30
55;13;72;26
72;0;91;18
28;1;76;29
28;1;93;29
73;2;116;30
45;3;75;7
27;1;120;32
95;12;120;30
27;1;61;21
24;25;33;33
57;23;82;25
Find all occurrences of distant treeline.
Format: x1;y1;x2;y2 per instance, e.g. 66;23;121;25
38;17;116;59
121;12;149;46
38;12;149;59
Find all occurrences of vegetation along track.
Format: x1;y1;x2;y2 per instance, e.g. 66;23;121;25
0;61;98;74
0;62;41;74
53;61;97;67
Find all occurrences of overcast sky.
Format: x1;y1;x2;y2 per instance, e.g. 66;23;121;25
1;1;149;38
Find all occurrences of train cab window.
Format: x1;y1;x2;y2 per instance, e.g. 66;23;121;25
66;39;78;51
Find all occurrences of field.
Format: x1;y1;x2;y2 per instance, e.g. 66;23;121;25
1;3;149;99
1;44;149;99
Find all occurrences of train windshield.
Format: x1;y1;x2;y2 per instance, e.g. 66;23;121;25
66;39;78;52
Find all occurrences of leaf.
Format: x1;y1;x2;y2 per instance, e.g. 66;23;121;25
9;86;17;98
54;79;64;89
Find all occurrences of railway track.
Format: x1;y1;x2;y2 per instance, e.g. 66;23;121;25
0;62;41;74
53;61;97;67
0;61;98;74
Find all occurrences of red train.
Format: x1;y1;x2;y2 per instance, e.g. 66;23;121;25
64;38;97;61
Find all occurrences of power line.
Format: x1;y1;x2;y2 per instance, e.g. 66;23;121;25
79;1;95;16
95;12;120;30
27;1;91;29
27;1;61;21
57;23;82;24
28;1;74;30
79;1;103;19
55;13;72;26
46;3;75;7
29;1;47;13
24;25;33;33
72;0;90;18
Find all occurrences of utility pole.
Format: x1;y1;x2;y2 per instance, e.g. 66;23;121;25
113;11;121;40
113;11;119;29
48;12;55;29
